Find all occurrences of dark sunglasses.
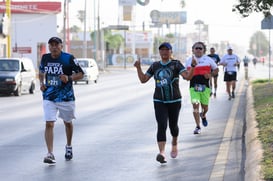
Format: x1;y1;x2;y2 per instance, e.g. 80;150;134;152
195;47;203;50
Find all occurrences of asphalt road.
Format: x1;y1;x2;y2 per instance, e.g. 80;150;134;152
0;63;267;181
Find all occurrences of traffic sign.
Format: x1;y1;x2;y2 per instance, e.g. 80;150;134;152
261;15;273;29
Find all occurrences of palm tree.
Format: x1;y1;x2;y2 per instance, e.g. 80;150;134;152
180;0;185;8
77;10;85;25
91;29;124;53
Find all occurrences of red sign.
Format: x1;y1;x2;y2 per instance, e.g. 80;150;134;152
0;2;61;14
12;47;32;54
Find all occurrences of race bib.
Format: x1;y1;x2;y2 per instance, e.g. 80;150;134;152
156;78;169;87
47;75;61;87
194;84;206;92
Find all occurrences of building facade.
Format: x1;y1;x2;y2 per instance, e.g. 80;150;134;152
0;1;61;69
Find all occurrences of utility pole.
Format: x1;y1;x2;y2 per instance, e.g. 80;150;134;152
6;0;11;57
63;0;71;52
63;0;67;51
93;0;97;60
66;0;70;52
83;0;87;57
95;0;100;62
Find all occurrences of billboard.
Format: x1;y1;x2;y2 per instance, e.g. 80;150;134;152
126;31;153;44
123;6;132;21
150;10;187;24
119;0;136;6
0;2;61;14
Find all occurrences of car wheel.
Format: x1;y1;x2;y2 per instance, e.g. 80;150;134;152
94;76;98;83
14;85;22;96
29;82;35;94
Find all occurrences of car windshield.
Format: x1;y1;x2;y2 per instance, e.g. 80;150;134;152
78;60;88;68
0;60;19;71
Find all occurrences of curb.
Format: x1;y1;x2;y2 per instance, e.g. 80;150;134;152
245;83;264;181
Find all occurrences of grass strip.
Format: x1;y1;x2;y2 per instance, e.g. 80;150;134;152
253;79;273;180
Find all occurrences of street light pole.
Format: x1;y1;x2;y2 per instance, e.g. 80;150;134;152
194;19;204;41
83;0;87;57
269;28;271;81
124;30;126;69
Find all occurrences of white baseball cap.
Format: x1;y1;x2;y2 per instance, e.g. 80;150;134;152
227;46;233;50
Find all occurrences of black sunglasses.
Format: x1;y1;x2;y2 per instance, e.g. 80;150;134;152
195;47;203;50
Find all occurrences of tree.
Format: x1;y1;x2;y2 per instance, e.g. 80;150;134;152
59;25;81;34
180;0;186;8
248;31;269;57
77;10;85;24
70;25;81;33
91;29;124;53
104;32;124;53
165;33;175;42
232;0;273;17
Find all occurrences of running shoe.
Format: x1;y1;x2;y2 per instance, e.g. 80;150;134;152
200;112;208;127
43;153;56;164
156;154;167;164
228;95;232;100
170;150;178;158
193;127;201;134
65;145;73;161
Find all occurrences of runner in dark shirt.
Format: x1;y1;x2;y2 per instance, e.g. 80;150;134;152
134;42;196;164
207;47;220;97
39;37;84;164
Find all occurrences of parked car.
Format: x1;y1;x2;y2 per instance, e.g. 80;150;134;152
0;57;36;96
75;58;99;84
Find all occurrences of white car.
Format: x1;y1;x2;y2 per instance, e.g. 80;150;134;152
0;57;36;96
75;58;99;84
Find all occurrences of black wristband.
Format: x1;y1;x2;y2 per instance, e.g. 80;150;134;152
191;63;196;67
68;76;73;81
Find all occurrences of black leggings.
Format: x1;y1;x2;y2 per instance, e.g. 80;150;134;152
154;101;181;142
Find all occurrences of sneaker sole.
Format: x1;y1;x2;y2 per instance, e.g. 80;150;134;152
43;158;56;164
156;154;167;163
65;153;73;161
65;157;73;161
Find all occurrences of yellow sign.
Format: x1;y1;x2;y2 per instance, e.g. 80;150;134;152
123;6;132;21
